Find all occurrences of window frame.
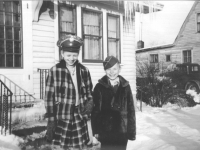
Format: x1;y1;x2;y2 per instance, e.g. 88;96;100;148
166;54;171;62
107;13;121;62
197;12;200;33
150;54;158;63
0;1;23;69
183;50;191;63
81;7;103;63
58;3;77;36
58;3;77;59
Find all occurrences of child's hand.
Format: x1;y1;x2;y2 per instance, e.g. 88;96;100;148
87;120;93;145
92;136;100;146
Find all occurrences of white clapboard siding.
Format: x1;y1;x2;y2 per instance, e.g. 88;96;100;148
32;9;55;99
122;23;136;95
33;30;54;37
32;41;55;48
32;46;55;53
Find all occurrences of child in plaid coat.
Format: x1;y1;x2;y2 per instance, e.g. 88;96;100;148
45;35;93;150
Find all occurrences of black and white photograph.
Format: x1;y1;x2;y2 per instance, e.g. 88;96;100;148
0;0;200;150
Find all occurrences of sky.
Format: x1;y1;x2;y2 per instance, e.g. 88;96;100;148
135;1;195;48
0;95;200;150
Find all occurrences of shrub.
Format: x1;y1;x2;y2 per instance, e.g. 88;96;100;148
136;60;196;107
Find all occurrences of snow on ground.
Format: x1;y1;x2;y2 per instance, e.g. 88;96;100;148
126;102;200;150
0;102;200;150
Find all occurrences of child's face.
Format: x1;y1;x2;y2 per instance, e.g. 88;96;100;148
61;51;79;66
105;63;121;80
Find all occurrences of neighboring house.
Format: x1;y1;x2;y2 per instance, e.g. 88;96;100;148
136;1;200;70
0;0;162;103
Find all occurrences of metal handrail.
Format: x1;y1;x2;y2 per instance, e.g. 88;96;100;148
0;79;13;135
0;74;36;102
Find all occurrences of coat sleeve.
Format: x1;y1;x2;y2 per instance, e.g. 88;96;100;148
81;68;94;119
127;85;136;140
91;84;102;135
45;68;55;121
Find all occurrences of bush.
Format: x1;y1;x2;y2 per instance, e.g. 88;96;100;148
136;61;196;107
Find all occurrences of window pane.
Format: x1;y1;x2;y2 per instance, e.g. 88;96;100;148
6;54;13;67
14;54;21;67
6;41;13;53
5;2;12;13
5;13;12;25
13;1;20;14
6;27;12;39
0;2;4;11
155;55;158;62
60;6;74;33
166;55;170;62
0;40;4;52
83;36;102;60
0;54;5;67
108;39;120;60
0;26;4;38
197;13;200;22
14;41;21;53
14;27;20;40
108;16;117;38
197;23;200;32
83;11;101;36
0;12;4;25
13;14;20;26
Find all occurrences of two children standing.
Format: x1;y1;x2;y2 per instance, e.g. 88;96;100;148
45;35;136;150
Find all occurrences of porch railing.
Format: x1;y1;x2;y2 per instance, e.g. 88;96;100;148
0;74;36;105
0;79;13;135
37;69;49;99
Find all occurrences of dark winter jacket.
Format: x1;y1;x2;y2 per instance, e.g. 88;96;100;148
91;75;136;143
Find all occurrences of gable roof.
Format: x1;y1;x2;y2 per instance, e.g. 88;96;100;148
136;1;197;53
173;1;199;45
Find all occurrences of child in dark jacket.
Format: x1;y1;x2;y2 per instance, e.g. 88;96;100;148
91;56;136;150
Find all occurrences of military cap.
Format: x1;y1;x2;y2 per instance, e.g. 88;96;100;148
103;56;119;70
57;35;83;52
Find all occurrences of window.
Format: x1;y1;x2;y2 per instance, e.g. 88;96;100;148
0;1;22;68
58;3;76;37
166;55;171;62
183;50;191;63
82;8;103;62
107;14;121;62
197;13;200;33
150;54;158;63
192;65;198;72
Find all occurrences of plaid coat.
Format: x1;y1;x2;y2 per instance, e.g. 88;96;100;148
45;60;93;121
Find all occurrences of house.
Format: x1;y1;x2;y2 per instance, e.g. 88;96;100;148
136;1;200;70
0;0;163;104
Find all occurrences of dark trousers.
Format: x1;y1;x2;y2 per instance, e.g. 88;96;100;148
100;141;127;150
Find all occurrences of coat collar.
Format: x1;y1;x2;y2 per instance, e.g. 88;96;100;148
98;75;129;88
56;59;79;68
